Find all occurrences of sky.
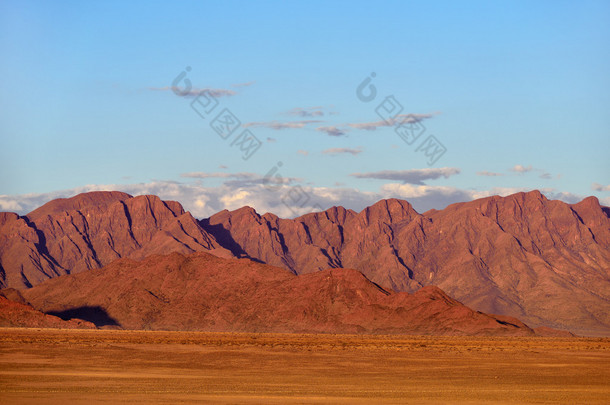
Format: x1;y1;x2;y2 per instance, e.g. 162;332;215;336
1;0;609;218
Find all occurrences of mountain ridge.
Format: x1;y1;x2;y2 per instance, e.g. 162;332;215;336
0;192;233;289
200;190;610;335
1;190;608;335
16;251;546;336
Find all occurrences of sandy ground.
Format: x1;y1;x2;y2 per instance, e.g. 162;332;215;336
0;328;608;404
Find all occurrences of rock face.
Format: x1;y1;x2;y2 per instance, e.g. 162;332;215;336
201;191;610;335
0;192;232;289
20;252;536;336
201;200;422;292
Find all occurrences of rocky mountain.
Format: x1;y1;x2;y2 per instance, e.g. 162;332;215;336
18;252;539;336
201;199;422;291
0;192;232;289
201;191;610;335
1;190;608;335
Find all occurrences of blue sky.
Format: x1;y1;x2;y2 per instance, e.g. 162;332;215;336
1;0;609;217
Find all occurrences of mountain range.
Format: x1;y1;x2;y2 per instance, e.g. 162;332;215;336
1;190;608;335
5;251;545;335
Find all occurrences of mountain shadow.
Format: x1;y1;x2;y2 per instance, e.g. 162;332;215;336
47;306;120;327
199;219;251;258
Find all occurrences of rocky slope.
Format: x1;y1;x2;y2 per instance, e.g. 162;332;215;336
19;252;538;336
0;289;95;329
0;192;232;289
201;191;610;335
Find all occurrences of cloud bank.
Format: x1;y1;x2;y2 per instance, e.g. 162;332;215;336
3;178;600;221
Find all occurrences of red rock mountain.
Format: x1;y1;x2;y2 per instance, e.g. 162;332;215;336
0;192;232;289
1;190;608;335
201;191;610;335
19;252;538;336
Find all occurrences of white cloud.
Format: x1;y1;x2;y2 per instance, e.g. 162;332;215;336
194;194;209;209
180;171;299;189
316;126;348;137
232;81;255;88
243;120;323;130
220;190;252;207
322;147;362;156
476;171;504;177
150;86;237;98
508;165;557;180
285;107;325;117
545;190;583;204
351;168;460;184
180;172;258;180
347;113;436;131
509;164;533;173
592;183;610;192
0;198;23;211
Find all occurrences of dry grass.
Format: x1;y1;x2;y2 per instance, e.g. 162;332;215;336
0;328;608;404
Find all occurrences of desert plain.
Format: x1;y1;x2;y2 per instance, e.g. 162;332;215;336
0;328;608;404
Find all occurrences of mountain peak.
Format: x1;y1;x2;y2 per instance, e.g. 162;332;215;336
573;195;602;210
1;192;231;289
359;198;418;225
27;191;132;220
514;189;547;203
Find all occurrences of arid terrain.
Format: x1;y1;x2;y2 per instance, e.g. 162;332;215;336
2;191;609;335
1;192;607;403
0;328;608;404
7;251;544;336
